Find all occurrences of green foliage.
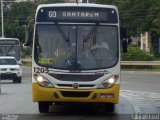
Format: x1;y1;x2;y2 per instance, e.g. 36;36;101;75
21;48;32;58
6;2;36;20
121;47;155;61
41;0;64;4
97;0;160;58
4;23;26;43
1;2;37;43
97;0;160;35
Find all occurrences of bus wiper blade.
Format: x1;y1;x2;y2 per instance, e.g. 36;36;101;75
83;25;97;43
56;25;70;42
83;25;97;51
6;44;15;56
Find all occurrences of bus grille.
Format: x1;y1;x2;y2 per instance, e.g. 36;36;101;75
61;91;90;98
49;74;103;82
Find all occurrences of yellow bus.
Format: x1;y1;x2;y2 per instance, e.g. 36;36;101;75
25;3;124;113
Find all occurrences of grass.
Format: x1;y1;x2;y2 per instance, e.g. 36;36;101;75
22;62;32;66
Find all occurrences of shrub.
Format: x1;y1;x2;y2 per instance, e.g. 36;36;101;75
121;47;155;61
21;48;32;58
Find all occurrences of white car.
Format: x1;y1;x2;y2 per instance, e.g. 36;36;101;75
0;56;22;83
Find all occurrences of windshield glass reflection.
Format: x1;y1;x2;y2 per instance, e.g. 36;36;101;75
0;46;20;61
35;24;118;70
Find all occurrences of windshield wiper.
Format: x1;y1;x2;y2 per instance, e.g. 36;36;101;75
56;24;71;56
56;24;70;43
83;25;97;43
6;45;15;56
83;25;97;51
56;24;80;70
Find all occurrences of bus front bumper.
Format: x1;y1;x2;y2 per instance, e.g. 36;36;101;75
32;83;120;104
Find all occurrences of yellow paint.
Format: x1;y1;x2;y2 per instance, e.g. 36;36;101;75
32;83;120;103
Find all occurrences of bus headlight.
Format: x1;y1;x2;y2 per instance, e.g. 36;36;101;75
98;75;119;88
34;74;54;88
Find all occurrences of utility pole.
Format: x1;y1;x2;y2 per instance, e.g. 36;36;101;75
0;0;3;94
1;0;4;37
0;73;1;94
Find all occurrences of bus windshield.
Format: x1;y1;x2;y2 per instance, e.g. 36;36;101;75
35;24;118;70
0;40;20;61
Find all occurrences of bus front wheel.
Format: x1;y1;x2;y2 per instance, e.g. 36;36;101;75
105;103;115;113
38;102;50;113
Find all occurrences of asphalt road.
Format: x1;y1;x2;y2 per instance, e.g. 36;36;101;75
0;67;160;120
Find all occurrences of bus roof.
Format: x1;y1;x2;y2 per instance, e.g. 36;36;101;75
0;38;19;41
37;3;118;12
0;56;16;59
36;3;119;23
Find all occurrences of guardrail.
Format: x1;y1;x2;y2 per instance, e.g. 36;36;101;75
21;58;160;66
121;61;160;66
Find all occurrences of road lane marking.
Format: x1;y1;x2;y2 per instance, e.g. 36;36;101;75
120;90;160;113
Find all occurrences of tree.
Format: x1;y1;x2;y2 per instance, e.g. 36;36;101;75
97;0;160;57
2;2;37;43
41;0;64;4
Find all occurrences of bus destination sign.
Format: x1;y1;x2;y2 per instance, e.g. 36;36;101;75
48;11;102;20
0;40;19;45
37;7;118;23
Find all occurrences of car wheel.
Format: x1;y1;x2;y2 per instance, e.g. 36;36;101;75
17;77;22;83
38;102;50;113
13;78;17;83
105;103;115;113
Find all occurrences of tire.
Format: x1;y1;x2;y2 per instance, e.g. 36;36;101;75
38;102;50;113
17;77;22;83
13;77;21;83
105;103;115;113
13;78;17;83
55;102;61;105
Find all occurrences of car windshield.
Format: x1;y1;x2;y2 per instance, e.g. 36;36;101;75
0;58;17;65
35;24;118;70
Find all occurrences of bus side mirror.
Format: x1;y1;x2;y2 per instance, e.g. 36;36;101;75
120;27;128;53
23;19;35;47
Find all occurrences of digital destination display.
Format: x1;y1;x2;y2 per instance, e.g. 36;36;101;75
37;7;118;23
0;40;19;45
48;11;106;20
